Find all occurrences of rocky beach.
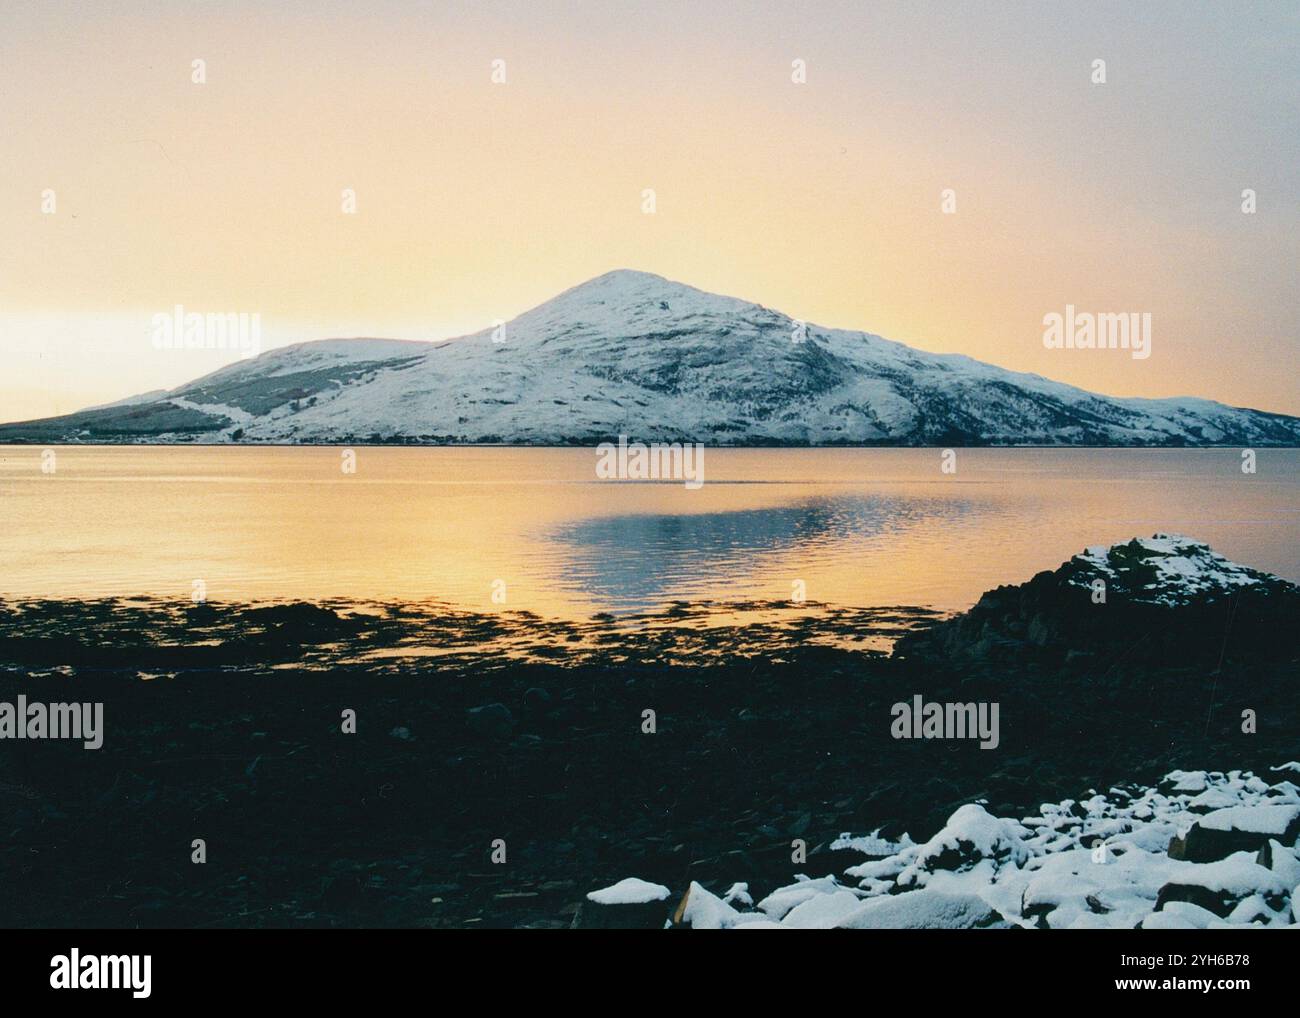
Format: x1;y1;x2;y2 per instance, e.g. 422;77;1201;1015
1;535;1296;929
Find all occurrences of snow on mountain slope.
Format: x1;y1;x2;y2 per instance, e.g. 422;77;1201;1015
4;270;1298;445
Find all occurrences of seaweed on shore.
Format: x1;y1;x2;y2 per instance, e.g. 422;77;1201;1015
0;580;1295;929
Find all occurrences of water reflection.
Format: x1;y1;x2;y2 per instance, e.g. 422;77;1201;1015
548;492;978;612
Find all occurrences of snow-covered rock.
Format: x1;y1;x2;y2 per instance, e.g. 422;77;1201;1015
755;875;843;920
1140;902;1224;929
897;535;1299;666
677;881;743;929
667;765;1300;929
572;876;673;929
722;882;753;907
1069;535;1285;607
1179;804;1300;862
1260;840;1300;888
586;877;670;905
1200;805;1300;835
837;889;1006;929
896;804;1030;887
1155;852;1289;918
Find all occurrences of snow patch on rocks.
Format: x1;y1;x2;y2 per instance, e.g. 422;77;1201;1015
1200;805;1300;835
1069;534;1279;606
658;765;1300;929
586;877;670;905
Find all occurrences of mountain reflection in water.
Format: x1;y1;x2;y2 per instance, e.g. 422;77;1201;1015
548;493;978;613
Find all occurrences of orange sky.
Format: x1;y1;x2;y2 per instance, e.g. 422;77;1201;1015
1;1;1297;422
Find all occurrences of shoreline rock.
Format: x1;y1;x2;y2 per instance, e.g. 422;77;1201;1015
896;534;1299;668
632;765;1300;930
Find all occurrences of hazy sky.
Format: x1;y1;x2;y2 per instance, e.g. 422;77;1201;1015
2;0;1297;422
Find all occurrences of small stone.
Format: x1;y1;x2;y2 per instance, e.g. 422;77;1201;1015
466;703;513;737
523;687;551;711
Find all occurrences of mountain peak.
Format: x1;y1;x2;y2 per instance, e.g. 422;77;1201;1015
586;268;673;287
522;270;760;335
543;268;710;308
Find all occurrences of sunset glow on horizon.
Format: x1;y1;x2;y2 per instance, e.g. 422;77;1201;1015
2;0;1297;423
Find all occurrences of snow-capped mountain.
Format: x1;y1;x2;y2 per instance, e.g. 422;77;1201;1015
4;270;1298;445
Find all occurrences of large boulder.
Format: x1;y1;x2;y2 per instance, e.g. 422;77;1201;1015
1180;805;1300;863
1154;853;1288;918
895;535;1300;667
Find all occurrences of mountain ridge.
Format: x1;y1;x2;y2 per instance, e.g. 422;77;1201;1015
4;270;1298;446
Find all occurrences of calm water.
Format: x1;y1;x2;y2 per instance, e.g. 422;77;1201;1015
0;446;1295;615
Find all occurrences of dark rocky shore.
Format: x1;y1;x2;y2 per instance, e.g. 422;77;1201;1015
1;537;1296;928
